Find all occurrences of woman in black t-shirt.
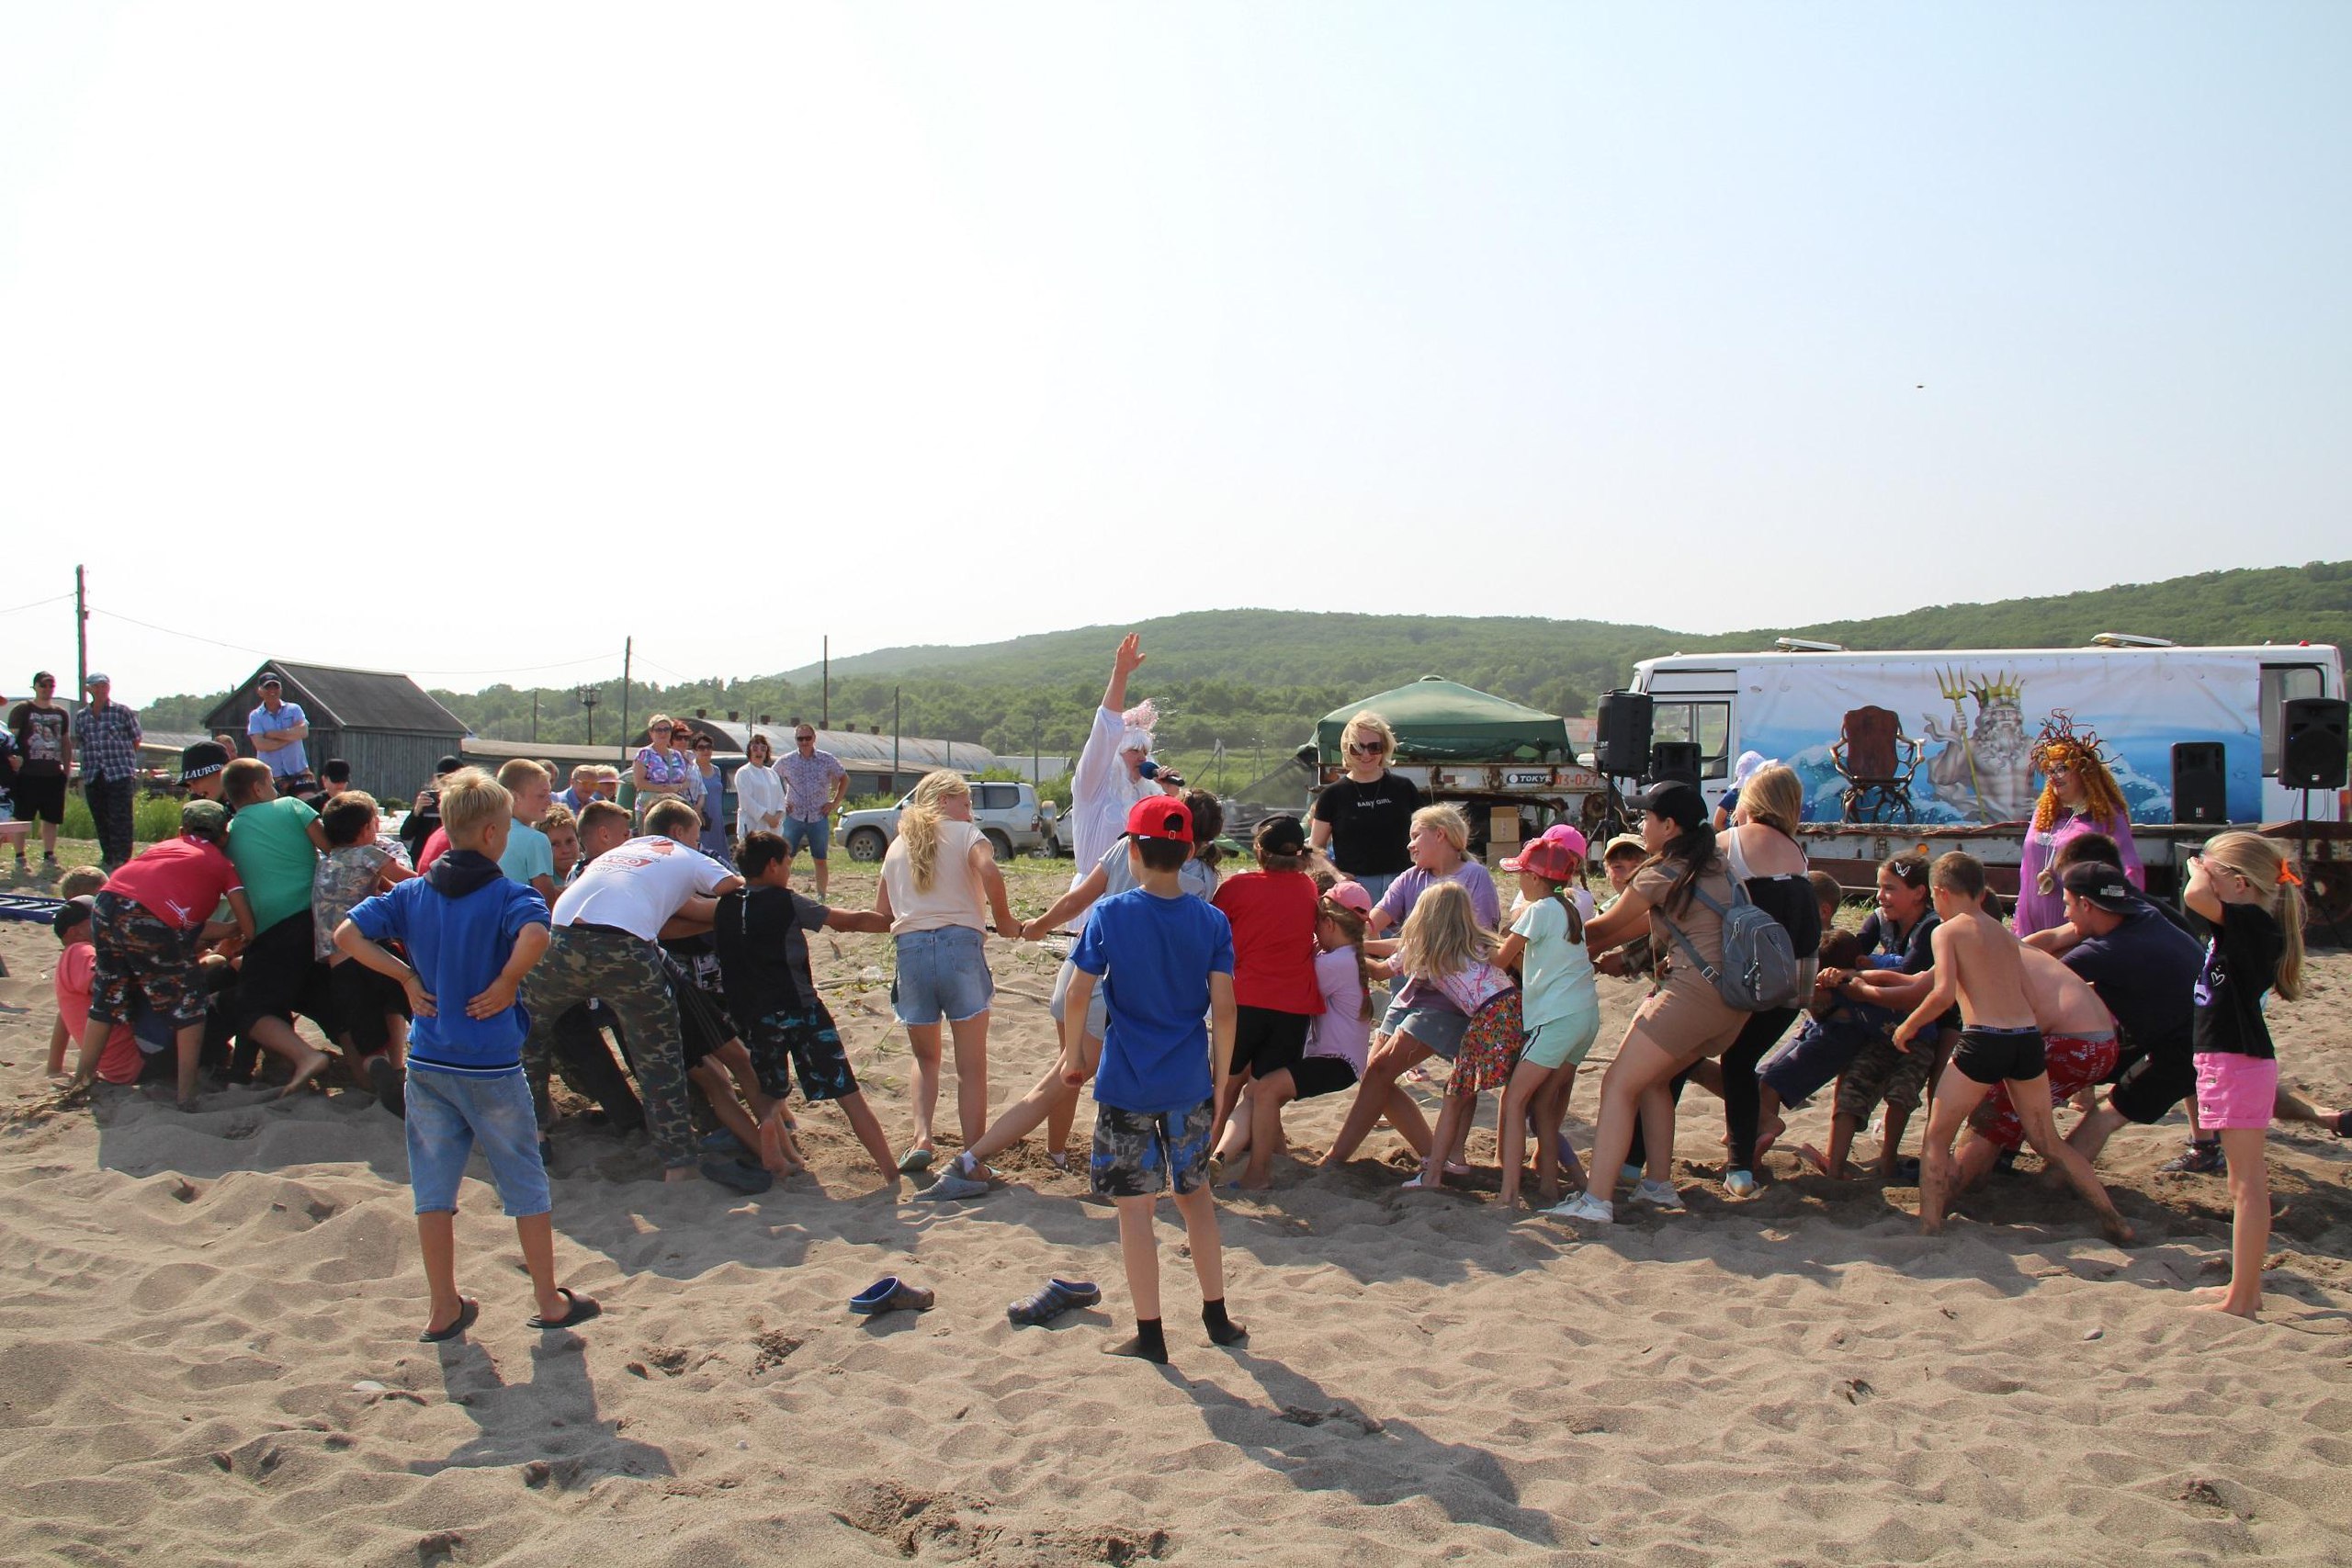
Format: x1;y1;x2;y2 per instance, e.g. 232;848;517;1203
1308;710;1420;902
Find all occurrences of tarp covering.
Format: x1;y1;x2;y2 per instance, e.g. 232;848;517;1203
1316;677;1571;764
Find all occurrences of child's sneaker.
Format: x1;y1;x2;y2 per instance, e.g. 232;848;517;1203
1632;1179;1685;1213
1724;1169;1758;1200
2159;1140;2224;1175
1544;1191;1613;1224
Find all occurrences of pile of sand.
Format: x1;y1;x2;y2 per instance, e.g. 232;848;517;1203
3;892;2348;1565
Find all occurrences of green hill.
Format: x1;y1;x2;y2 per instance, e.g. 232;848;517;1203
140;561;2352;772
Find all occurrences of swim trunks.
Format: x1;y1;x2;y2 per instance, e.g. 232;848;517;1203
1972;1032;2118;1150
1954;1024;2045;1086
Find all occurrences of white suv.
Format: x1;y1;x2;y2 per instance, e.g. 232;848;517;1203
838;781;1046;863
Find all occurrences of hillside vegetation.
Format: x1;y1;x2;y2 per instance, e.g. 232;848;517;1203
141;561;2352;767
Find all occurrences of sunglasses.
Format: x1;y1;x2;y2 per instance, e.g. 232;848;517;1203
651;725;673;734
795;734;815;742
1346;742;1386;756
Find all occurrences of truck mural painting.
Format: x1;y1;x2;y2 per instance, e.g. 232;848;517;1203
1686;652;2267;827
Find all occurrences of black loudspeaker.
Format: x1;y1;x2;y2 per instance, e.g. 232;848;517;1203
2281;697;2349;790
2171;742;2228;826
1595;690;1652;777
1650;741;1703;784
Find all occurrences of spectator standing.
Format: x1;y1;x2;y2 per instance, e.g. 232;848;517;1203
733;732;786;843
775;722;848;897
689;735;731;863
631;715;696;827
247;675;314;795
1308;710;1421;905
9;671;74;873
71;673;141;871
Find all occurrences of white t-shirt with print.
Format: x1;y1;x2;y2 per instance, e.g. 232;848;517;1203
551;836;733;942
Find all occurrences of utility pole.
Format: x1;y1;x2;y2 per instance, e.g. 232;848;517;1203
74;565;88;697
619;637;633;763
822;636;830;729
575;684;599;748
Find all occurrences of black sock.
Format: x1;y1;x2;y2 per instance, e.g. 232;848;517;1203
1202;1298;1247;1347
1107;1318;1168;1363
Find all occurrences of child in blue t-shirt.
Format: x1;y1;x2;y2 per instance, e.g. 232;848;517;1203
336;768;597;1344
1063;794;1241;1364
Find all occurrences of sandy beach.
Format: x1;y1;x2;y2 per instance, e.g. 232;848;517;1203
3;865;2349;1567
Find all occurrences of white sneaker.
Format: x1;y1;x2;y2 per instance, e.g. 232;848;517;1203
1724;1169;1758;1200
1633;1179;1685;1213
1544;1191;1614;1224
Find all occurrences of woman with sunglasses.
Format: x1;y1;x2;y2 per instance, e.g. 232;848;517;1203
1308;710;1420;905
2014;727;2142;939
632;714;697;829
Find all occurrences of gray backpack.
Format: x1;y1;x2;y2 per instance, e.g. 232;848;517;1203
1657;877;1804;1012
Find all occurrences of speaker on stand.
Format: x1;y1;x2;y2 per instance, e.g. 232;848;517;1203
2279;697;2350;941
1591;691;1654;843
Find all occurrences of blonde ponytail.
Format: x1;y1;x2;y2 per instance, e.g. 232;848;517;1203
899;771;969;894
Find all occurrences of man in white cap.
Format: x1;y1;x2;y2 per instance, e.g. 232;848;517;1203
70;673;142;870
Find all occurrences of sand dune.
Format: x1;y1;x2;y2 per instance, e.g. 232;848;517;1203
3;897;2349;1566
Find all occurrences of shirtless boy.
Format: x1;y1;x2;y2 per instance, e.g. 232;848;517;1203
1896;853;2131;1243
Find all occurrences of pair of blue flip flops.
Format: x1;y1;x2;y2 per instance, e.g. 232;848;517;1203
1007;1278;1101;1327
850;1276;935;1315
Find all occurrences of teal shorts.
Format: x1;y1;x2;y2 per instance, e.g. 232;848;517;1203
1520;1008;1601;1071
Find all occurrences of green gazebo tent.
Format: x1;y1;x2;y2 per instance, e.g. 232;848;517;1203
1315;677;1571;764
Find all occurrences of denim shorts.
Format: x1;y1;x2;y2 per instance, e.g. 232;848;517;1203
779;816;831;860
891;925;994;1025
405;1066;551;1218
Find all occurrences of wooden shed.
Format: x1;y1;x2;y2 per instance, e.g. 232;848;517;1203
205;661;469;802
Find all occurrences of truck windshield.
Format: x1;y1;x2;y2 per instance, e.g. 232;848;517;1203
1652;700;1732;779
2260;664;2324;775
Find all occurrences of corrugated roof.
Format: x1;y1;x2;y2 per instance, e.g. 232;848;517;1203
656;718;999;772
204;662;468;735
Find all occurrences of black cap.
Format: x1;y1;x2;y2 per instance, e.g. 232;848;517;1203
177;740;232;783
2061;862;2139;915
1625;778;1707;831
436;755;464;774
259;674;282;690
1256;813;1307;856
52;894;96;934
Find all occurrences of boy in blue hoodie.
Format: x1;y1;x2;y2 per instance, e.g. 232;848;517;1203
336;768;595;1342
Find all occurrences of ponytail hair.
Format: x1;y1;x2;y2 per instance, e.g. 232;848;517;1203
1644;825;1723;919
1317;894;1374;1021
2199;831;2305;1000
899;770;969;894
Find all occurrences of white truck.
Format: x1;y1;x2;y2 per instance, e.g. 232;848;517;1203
1626;637;2347;918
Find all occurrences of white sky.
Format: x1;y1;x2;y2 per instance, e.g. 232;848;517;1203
3;3;2347;701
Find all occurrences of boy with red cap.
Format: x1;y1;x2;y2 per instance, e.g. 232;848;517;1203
1061;793;1241;1363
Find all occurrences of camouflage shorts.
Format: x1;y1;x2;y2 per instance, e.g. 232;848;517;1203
87;890;208;1028
1090;1097;1216;1199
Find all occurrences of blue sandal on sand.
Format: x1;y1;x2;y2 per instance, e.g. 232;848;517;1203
1008;1278;1100;1327
897;1148;934;1174
850;1276;935;1315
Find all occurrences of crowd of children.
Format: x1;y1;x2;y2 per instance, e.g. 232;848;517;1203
30;637;2346;1350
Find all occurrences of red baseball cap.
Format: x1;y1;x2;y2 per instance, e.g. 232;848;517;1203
1125;795;1193;843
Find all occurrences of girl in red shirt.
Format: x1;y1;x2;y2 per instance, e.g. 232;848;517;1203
1209;815;1325;1148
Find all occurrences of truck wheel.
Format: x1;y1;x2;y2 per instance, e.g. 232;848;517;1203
846;828;887;863
983;829;1012;863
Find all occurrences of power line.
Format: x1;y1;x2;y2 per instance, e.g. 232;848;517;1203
88;606;270;657
0;592;74;619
